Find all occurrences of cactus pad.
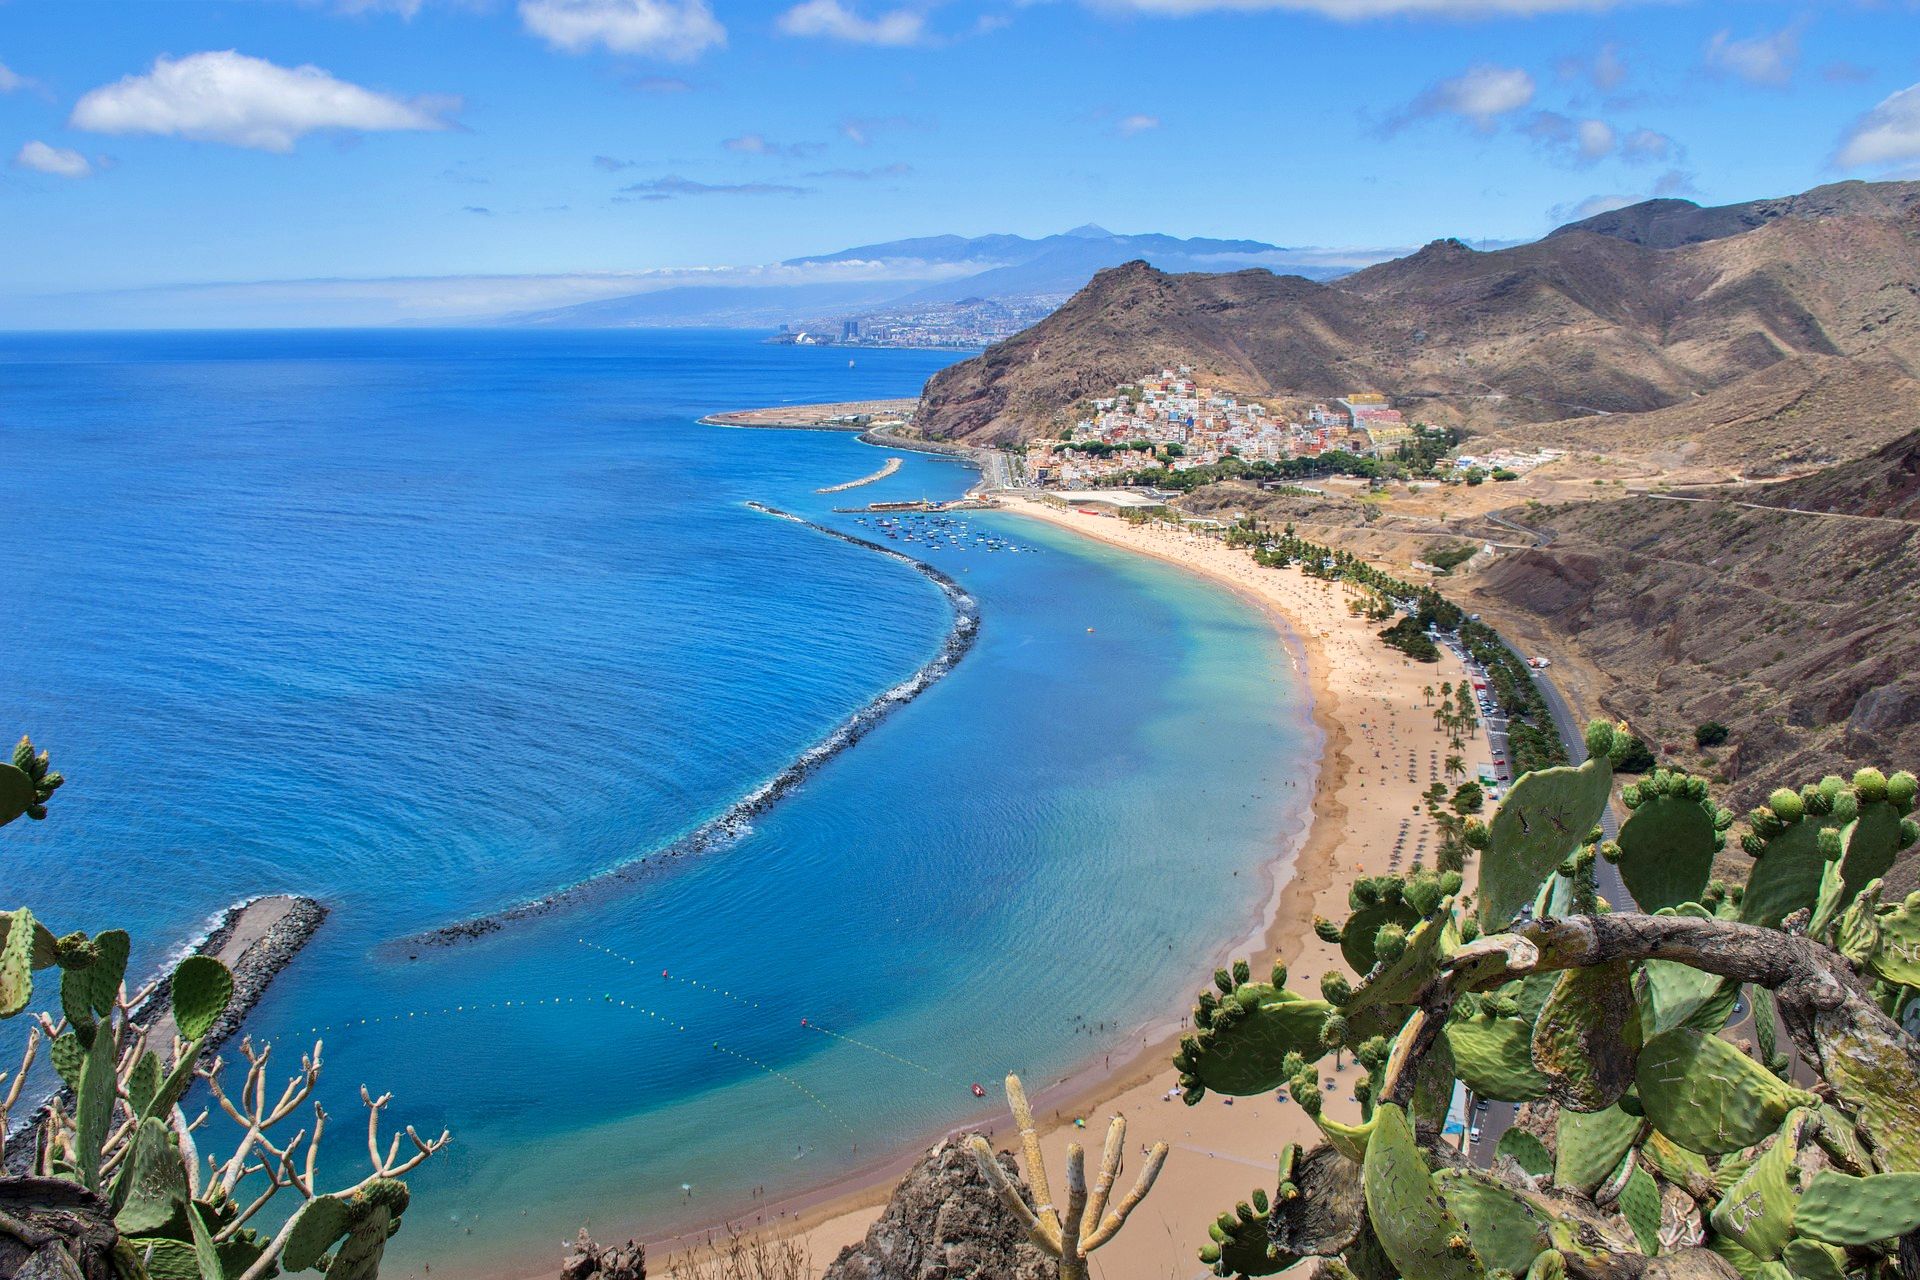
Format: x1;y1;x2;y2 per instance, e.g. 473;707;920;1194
1478;755;1615;931
0;906;38;1018
1529;959;1639;1112
1707;1110;1817;1260
170;954;233;1041
1610;772;1726;913
1617;1163;1661;1255
1494;1129;1554;1180
1432;1168;1552;1274
1361;1104;1481;1280
1199;1185;1285;1276
1177;963;1331;1100
113;1116;189;1235
1738;791;1841;930
0;764;33;828
1555;1103;1642;1196
1636;1029;1815;1157
1791;1170;1920;1246
1446;1015;1549;1103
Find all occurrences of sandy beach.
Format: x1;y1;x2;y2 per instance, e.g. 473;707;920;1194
669;496;1497;1278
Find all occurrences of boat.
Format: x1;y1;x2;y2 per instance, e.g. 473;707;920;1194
971;1083;986;1098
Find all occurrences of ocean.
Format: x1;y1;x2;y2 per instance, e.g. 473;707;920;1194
0;329;1314;1276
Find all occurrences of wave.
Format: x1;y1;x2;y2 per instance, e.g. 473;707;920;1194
386;503;981;956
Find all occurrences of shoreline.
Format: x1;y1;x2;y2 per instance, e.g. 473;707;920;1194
635;497;1489;1279
388;503;981;957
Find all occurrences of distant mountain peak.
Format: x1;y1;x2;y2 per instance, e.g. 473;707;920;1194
1063;223;1115;239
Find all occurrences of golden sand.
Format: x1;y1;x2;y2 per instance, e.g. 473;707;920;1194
669;497;1500;1278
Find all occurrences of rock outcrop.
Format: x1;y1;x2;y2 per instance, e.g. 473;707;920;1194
822;1137;1052;1280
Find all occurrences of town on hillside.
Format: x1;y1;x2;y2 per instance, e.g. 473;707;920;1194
1023;368;1558;489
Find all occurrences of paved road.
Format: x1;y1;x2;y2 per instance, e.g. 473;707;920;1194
1644;491;1918;528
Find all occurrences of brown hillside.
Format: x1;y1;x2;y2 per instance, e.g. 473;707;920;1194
1545;179;1920;249
1467;488;1920;813
917;189;1920;464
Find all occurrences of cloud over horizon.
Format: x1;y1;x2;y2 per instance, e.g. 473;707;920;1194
1084;0;1648;16
69;51;453;152
13;141;93;178
776;0;929;46
1835;83;1920;171
1390;63;1536;132
519;0;726;60
619;174;814;199
1705;22;1802;88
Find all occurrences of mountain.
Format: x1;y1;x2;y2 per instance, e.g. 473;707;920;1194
916;181;1920;448
1547;179;1920;249
1467;447;1920;815
500;228;1360;329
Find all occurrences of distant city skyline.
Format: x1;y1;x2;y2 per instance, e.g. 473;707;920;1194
2;0;1917;326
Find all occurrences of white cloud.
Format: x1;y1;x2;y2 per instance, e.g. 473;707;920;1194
1551;192;1634;224
1705;23;1802;88
1115;113;1160;137
1089;0;1644;15
69;51;452;152
723;133;826;157
1575;117;1615;160
1521;110;1617;163
1393;64;1535;132
519;0;727;60
1835;83;1920;170
0;59;37;94
1620;128;1676;164
13;141;92;178
776;0;928;46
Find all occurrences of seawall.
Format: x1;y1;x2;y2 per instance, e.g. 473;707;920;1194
390;503;980;954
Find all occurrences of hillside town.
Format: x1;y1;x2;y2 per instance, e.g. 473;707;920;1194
1023;369;1429;487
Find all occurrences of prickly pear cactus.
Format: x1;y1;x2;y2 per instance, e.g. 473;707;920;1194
1446;1013;1549;1103
1361;1104;1482;1280
1792;1170;1920;1245
1713;1109;1823;1261
1738;780;1848;929
1175;958;1331;1101
1555;1103;1642;1196
1528;959;1639;1112
1635;1029;1816;1157
1477;723;1617;930
1607;770;1729;913
0;735;63;826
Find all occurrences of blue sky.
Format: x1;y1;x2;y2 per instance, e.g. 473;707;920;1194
2;0;1918;325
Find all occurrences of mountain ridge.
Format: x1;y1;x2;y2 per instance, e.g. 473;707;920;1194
915;181;1920;450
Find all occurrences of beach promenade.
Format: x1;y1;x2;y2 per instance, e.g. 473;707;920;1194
730;497;1498;1278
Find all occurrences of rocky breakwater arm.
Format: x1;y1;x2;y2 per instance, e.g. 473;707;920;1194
389;503;981;954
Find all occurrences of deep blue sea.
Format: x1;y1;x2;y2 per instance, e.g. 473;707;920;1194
0;329;1314;1277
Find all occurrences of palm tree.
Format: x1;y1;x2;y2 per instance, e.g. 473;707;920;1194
1423;684;1434;706
1445;753;1466;780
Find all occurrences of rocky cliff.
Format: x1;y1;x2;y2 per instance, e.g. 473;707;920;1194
823;1137;1052;1280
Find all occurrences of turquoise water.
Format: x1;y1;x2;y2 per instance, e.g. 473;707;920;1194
0;330;1314;1277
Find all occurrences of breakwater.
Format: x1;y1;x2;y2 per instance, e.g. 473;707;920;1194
391;503;981;954
817;457;903;493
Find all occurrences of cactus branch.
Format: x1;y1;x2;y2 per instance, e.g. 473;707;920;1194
968;1074;1167;1278
1080;1142;1168;1249
1083;1114;1125;1237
